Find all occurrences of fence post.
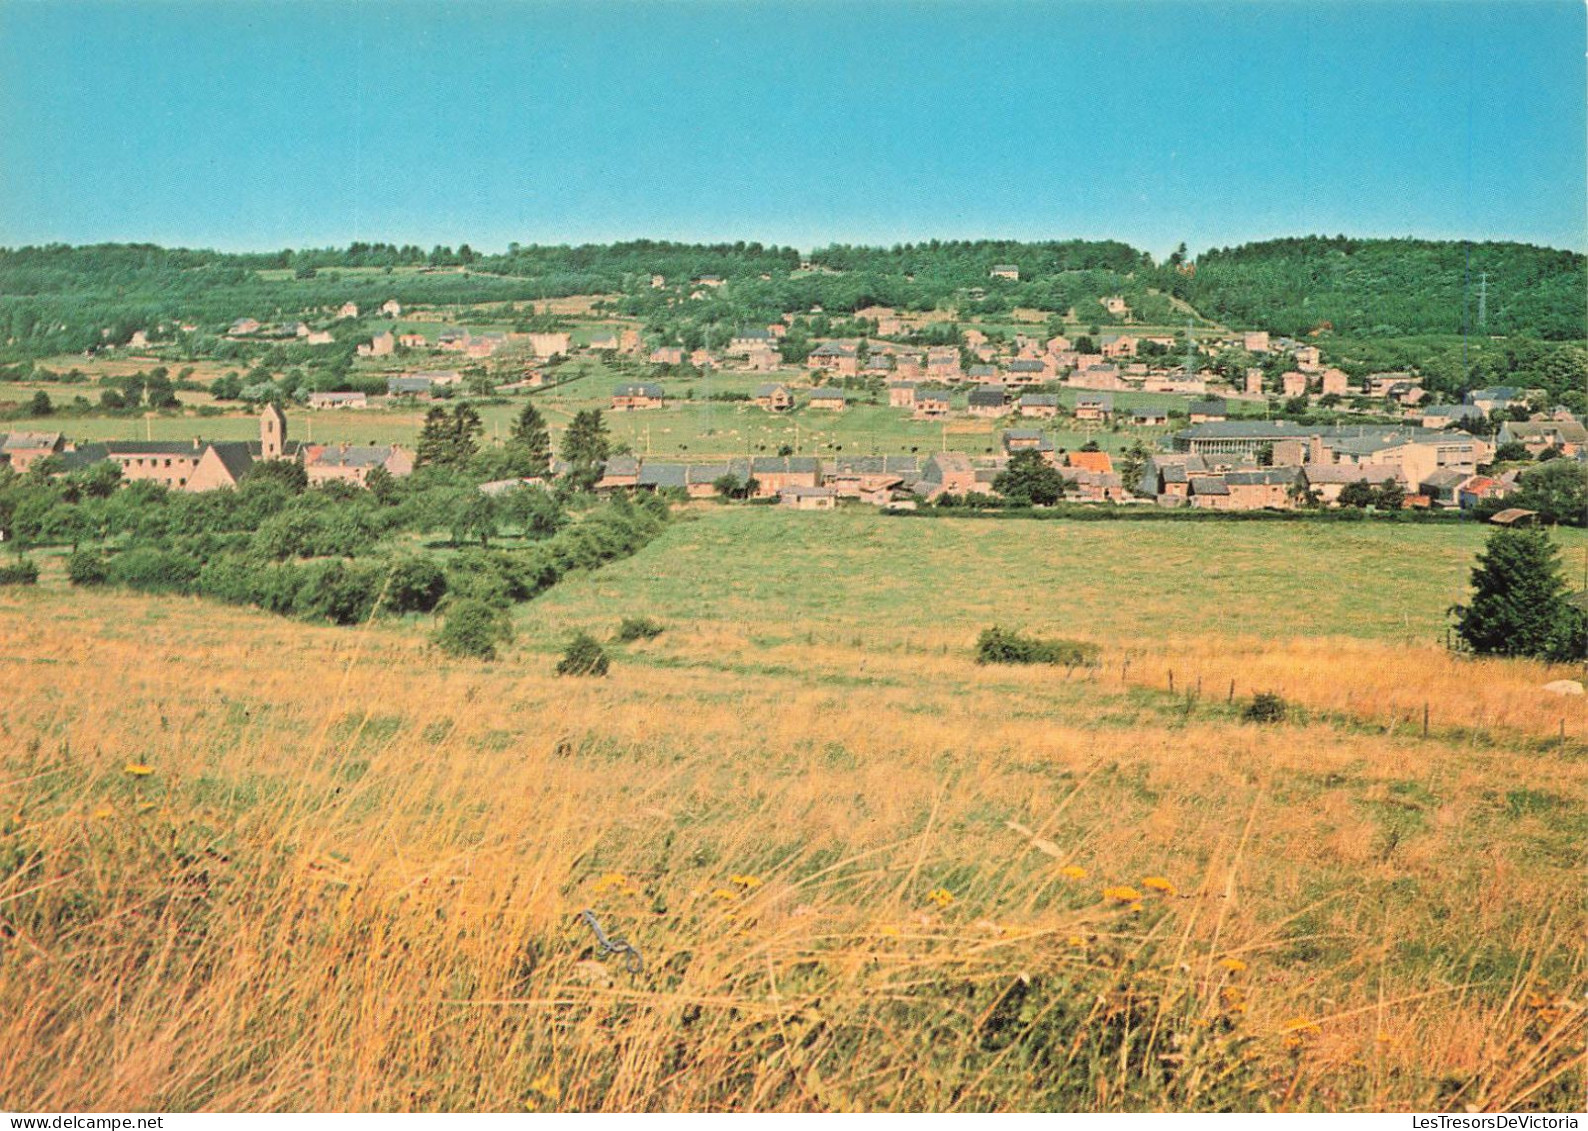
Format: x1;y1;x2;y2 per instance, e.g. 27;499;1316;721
1228;679;1235;704
1168;670;1175;694
1423;702;1429;738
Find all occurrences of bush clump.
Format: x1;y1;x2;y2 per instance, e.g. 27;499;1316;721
0;558;40;586
105;547;201;594
614;615;665;642
975;626;1100;667
556;631;610;677
1243;692;1288;724
380;556;447;614
435;599;514;661
65;550;108;586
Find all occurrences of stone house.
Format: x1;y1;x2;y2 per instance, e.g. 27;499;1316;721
1018;393;1059;419
967;386;1010;418
611;383;666;411
303;443;414;487
754;383;795;413
888;382;919;408
1073;392;1114;422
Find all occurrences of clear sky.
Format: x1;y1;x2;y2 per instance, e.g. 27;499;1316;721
0;0;1583;258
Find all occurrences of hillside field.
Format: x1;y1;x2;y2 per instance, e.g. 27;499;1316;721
1;511;1584;1111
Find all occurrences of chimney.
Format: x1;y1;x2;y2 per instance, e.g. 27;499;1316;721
1309;434;1325;465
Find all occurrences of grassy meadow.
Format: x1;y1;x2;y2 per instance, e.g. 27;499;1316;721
1;510;1584;1111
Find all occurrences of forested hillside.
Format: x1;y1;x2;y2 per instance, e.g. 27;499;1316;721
2;236;1582;363
0;242;804;356
1184;237;1586;340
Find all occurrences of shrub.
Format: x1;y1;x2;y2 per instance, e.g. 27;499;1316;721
615;615;664;642
974;626;1100;667
436;599;513;660
0;558;39;586
65;550;108;586
556;631;610;676
106;547;201;594
380;556;447;614
1243;692;1288;724
295;561;383;626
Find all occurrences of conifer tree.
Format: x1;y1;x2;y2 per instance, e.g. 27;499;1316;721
1453;527;1569;658
507;400;552;477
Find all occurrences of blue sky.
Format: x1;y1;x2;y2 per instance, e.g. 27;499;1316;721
0;0;1582;257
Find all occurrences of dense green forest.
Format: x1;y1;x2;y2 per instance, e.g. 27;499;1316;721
1183;237;1586;341
1;236;1581;365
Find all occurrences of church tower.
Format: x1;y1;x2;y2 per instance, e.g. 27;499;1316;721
260;402;287;460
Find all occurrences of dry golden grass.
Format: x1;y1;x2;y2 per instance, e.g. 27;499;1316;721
0;515;1584;1111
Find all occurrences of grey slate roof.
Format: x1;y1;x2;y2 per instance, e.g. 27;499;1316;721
636;462;688;489
750;456;821;474
968;387;1007;406
601;454;641;477
100;440;207;455
387;376;434;394
309;445;395;470
1224;468;1301;486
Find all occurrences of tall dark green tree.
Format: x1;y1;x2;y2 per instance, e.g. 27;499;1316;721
1452;527;1571;658
992;449;1067;506
416;406;453;468
415;403;484;469
506;400;552;477
560;408;611;489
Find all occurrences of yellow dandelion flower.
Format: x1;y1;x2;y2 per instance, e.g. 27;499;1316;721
123;763;153;777
1142;876;1177;896
1128;901;1144;913
92;805;114;820
1060;865;1087;880
924;887;955;908
1375;1032;1393;1046
527;1073;561;1104
878;925;900;938
729;873;763;889
592;872;630;894
1066;934;1087;947
710;887;737;901
1103;885;1141;902
1219;957;1248;973
1283;1016;1321;1042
